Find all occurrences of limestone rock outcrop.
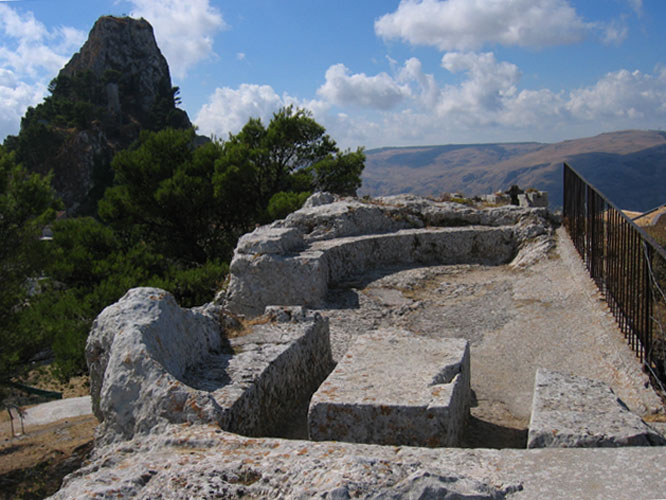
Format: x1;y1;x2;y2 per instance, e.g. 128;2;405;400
50;424;525;499
308;330;470;447
86;288;332;445
224;193;556;316
527;368;666;448
59;16;177;121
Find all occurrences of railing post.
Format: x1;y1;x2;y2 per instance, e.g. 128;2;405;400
562;162;666;389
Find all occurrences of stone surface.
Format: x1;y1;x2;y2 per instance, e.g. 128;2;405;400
48;195;666;499
527;368;666;448
60;17;174;119
309;330;470;447
313;230;663;454
518;191;548;208
225;194;556;316
86;288;332;444
48;423;666;500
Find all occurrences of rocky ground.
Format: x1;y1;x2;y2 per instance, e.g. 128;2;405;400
3;226;665;498
0;415;96;500
313;227;662;447
268;227;663;449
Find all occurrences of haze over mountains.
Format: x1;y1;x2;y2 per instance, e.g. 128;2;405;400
362;130;666;212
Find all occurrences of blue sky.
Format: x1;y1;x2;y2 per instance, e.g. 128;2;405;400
1;0;665;149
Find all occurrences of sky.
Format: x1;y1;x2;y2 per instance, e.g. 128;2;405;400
1;0;665;150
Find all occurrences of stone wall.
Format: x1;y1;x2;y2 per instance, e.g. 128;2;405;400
224;194;556;316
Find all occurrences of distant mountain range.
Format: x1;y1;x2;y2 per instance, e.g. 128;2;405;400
361;130;666;212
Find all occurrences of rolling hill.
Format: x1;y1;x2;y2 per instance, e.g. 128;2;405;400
361;130;666;212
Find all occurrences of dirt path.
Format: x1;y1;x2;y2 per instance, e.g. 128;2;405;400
0;415;96;499
318;227;662;447
1;371;94;498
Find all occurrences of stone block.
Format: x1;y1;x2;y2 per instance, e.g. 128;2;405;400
518;191;548;208
86;289;332;444
308;329;470;447
527;368;666;448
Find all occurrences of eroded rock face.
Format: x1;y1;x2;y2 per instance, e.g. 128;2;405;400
86;288;332;445
527;368;666;448
86;288;226;444
224;193;557;316
60;17;174;119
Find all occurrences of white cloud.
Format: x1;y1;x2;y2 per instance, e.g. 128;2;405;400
438;52;521;118
0;69;45;140
194;52;666;151
0;4;85;140
375;0;589;51
127;0;227;79
0;4;47;42
567;67;666;122
195;84;297;139
319;55;666;149
397;57;440;108
0;4;85;78
599;19;628;45
317;63;411;110
627;0;643;15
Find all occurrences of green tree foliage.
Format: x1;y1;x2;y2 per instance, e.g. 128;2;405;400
25;216;228;379
224;106;365;203
100;106;365;261
0;147;60;388
3;71;189;182
266;191;311;221
3;107;364;382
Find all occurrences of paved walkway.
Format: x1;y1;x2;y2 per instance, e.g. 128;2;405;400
319;227;662;445
3;396;92;436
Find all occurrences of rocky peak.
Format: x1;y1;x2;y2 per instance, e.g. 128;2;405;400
8;15;193;214
59;16;174;120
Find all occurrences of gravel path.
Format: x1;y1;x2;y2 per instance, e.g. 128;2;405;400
316;227;662;446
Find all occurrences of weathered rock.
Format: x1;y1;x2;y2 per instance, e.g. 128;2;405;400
49;424;522;499
308;330;470;447
302;191;337;208
49;423;666;499
60;16;174;119
518;191;548;208
86;288;332;444
527;368;666;448
224;194;556;316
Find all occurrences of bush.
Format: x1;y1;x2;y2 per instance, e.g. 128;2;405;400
266;191;311;222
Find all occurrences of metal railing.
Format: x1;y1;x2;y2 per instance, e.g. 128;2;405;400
563;163;666;388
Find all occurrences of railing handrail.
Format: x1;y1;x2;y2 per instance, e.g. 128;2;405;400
563;162;666;387
564;162;666;260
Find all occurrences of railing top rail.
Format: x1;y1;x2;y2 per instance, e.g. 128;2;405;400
631;203;666;222
564;162;666;261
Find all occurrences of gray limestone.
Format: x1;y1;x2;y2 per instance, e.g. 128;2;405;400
225;193;556;316
518;191;549;208
47;192;666;499
86;288;332;444
308;330;470;447
527;368;666;448
48;423;666;500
